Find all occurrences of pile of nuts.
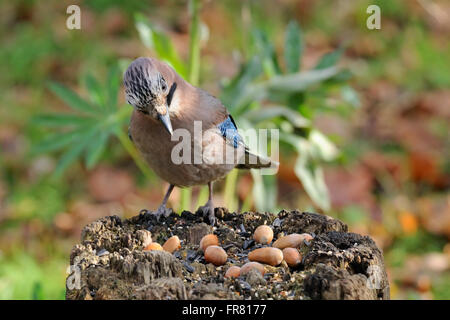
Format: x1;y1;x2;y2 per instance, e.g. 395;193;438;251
144;224;313;278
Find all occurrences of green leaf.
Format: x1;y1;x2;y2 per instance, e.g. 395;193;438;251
84;74;105;108
284;20;302;73
135;13;187;78
294;155;330;211
251;170;277;212
278;131;304;151
85;129;109;168
106;65;121;112
242;105;310;128
32;114;94;128
252;29;281;76
314;48;343;69
309;130;339;161
52;128;98;178
279;132;331;211
220;56;262;110
31;128;88;155
188;0;201;86
341;85;360;108
241;67;339;105
267;67;339;92
48;82;98;115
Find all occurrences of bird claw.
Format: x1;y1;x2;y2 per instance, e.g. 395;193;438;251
198;201;216;226
153;205;173;221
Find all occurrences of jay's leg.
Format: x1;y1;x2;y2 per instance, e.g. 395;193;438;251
153;184;174;220
198;182;215;225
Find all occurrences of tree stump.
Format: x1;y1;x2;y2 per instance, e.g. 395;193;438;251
66;209;390;300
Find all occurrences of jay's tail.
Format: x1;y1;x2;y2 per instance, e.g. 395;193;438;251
235;150;279;170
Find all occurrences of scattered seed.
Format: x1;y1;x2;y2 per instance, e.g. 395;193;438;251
243;239;255;250
183;261;194;273
272;218;282;227
96;249;109;257
222;244;235;250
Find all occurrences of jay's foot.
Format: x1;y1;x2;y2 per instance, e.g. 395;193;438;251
198;200;216;226
153;205;173;221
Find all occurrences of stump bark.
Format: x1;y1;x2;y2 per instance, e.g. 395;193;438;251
66;209;390;300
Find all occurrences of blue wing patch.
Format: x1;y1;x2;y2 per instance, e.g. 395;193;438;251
217;115;243;148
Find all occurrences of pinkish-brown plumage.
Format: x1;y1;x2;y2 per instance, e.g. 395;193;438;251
124;57;276;224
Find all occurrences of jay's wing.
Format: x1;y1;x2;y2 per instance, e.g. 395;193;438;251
217;115;246;149
216;115;278;169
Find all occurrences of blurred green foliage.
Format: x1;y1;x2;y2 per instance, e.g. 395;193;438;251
0;252;66;300
36;3;354;213
32;67;128;177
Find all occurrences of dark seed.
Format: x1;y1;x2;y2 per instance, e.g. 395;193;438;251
96;249;109;256
240;281;251;291
186;250;198;262
239;232;251;237
183;261;194;273
222;244;234;250
243;239;255;250
272;218;282;227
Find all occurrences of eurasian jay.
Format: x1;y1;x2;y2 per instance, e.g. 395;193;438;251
124;57;276;225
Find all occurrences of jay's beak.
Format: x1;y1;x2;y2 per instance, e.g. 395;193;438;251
157;105;173;136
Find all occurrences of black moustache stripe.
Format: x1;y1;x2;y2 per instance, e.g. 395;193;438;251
167;82;177;107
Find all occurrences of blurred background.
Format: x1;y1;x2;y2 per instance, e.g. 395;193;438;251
0;0;449;299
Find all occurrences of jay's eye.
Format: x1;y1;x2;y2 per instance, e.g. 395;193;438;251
162;83;167;91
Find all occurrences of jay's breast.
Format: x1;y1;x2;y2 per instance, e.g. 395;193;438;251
130;119;244;187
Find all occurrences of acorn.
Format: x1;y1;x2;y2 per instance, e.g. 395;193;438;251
253;225;273;244
248;247;283;266
204;245;228;266
162;235;181;253
282;248;302;267
273;233;311;249
144;242;163;251
224;266;241;278
240;262;265;276
200;234;219;252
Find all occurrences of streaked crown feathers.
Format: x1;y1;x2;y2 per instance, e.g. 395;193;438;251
124;57;169;112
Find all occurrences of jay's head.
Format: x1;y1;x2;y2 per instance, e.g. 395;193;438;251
124;57;174;135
